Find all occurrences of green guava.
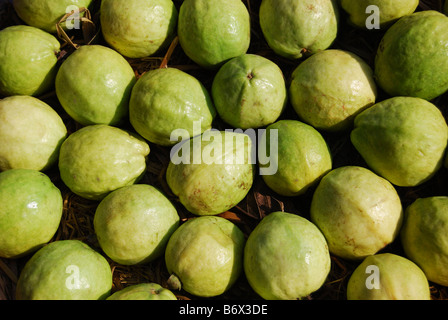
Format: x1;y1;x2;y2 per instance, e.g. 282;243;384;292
0;25;60;97
0;96;67;172
165;216;245;297
94;184;180;265
351;97;448;187
374;11;448;100
129;67;216;146
244;211;331;300
166;130;255;216
310;166;403;260
259;0;339;59
289;49;377;132
107;283;177;300
211;54;287;129
0;169;63;259
58;125;150;201
177;0;251;69
259;120;332;197
100;0;178;58
401;197;448;286
16;240;112;300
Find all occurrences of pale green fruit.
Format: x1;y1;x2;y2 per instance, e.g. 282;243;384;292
0;96;67;171
107;283;177;300
289;49;377;132
58;125;150;201
55;45;136;126
310;166;403;260
0;25;60;97
100;0;178;58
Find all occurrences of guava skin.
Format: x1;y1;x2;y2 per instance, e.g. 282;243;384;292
211;54;287;129
129;67;216;146
94;184;180;265
244;211;331;300
177;0;251;69
0;25;60;97
289;49;377;132
259;0;339;60
100;0;178;59
0;169;63;259
107;283;177;300
310;166;403;260
165;216;245;297
374;11;448;100
58;125;150;201
16;240;113;300
0;96;67;172
351;97;448;187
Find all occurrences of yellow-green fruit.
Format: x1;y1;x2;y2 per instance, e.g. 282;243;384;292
107;283;177;300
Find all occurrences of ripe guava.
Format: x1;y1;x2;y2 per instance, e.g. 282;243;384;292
289;49;377;132
100;0;178;58
244;211;331;300
58;125;150;201
0;96;67;171
0;169;63;259
374;11;448;100
107;283;177;300
0;25;60;97
310;166;403;260
129;67;216;146
351;97;448;187
211;54;287;129
177;0;250;69
259;0;339;59
16;240;112;300
165;216;245;297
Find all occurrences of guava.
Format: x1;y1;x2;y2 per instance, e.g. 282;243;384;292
244;211;331;300
0;25;60;97
107;283;177;300
177;0;250;69
211;54;287;129
100;0;178;58
259;120;332;197
400;197;448;286
58;125;150;201
289;49;377;132
0;96;67;172
166;130;255;216
165;216;245;297
259;0;339;60
129;67;216;146
0;169;63;259
16;240;112;300
351;97;448;187
310;166;403;260
374;11;448;100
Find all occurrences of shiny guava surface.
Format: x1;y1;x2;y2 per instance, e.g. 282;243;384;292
0;96;67;172
94;184;180;265
310;166;403;260
177;0;250;69
374;11;448;100
58;125;150;201
129;67;216;146
16;240;112;300
0;25;60;97
347;253;430;300
244;211;331;300
165;216;245;297
100;0;178;58
260;120;332;197
351;97;448;187
55;45;136;126
289;49;377;132
259;0;339;59
400;197;448;286
0;169;63;259
211;54;287;129
107;283;177;300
